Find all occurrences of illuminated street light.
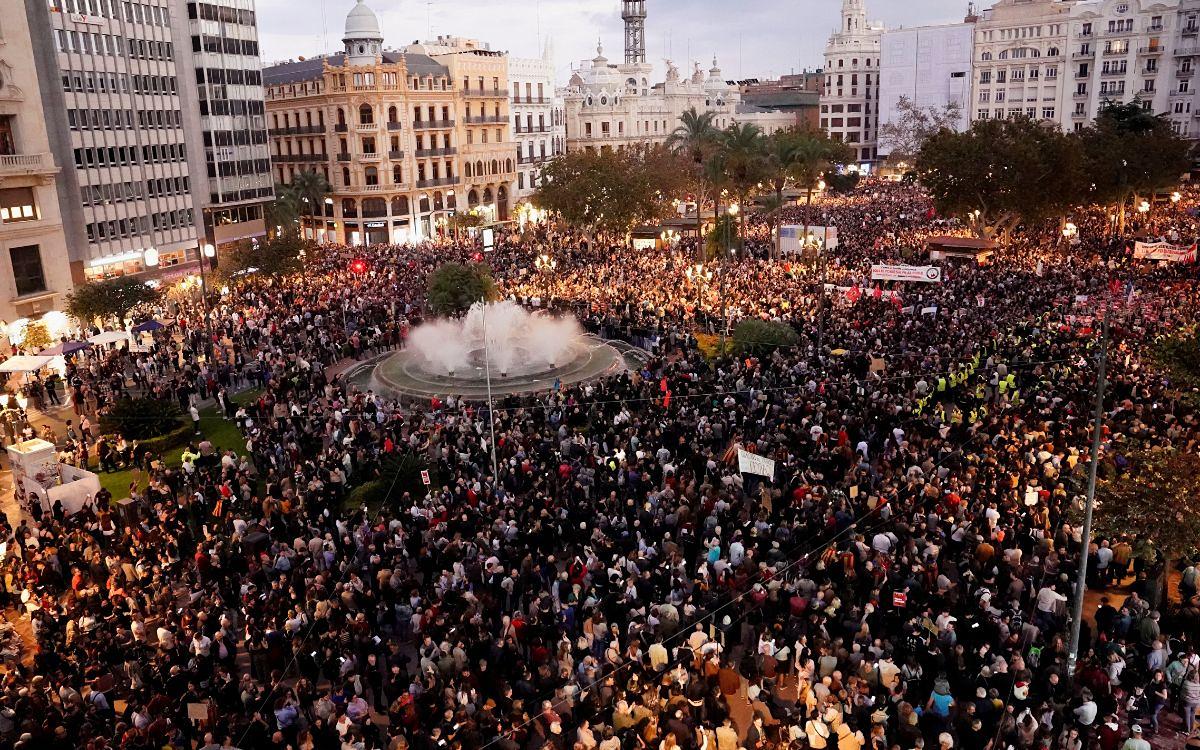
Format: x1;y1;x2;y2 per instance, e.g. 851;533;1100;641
1062;222;1078;240
1172;191;1182;203
1137;200;1151;214
143;247;160;267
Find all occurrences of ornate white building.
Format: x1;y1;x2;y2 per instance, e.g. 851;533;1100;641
508;42;563;199
822;0;885;167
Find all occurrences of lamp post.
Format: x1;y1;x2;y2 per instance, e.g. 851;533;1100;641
199;243;218;364
804;230;828;351
721;204;740;348
534;252;557;305
1062;222;1078;246
685;263;713;331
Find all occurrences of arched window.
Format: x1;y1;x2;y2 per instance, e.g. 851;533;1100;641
364;166;378;186
465;162;473;178
482;187;493;203
505;158;513;173
447;192;457;209
419;194;431;213
393;165;403;184
359;103;373;125
342;198;358;216
393;196;409;215
467;189;479;206
388;105;398;123
476;160;484;176
342;167;351;185
363;197;386;217
433;191;444;211
491;159;499;175
337;107;347;125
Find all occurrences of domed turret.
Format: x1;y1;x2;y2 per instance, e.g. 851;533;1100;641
343;0;383;66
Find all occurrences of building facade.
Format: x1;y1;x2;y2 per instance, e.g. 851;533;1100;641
822;0;885;166
971;0;1072;126
264;4;518;245
180;0;274;250
508;43;561;199
738;75;822;131
878;23;974;159
1175;0;1200;136
1;4;75;326
28;0;207;280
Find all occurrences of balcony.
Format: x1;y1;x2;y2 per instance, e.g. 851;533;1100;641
1100;68;1129;77
387;121;403;131
1102;47;1130;56
0;153;52;176
1073;50;1095;58
1143;67;1160;75
360;151;381;161
464;89;508;98
1184;26;1200;37
1138;46;1165;55
515;125;551;134
388;150;405;160
1104;27;1135;38
416;176;457;188
1175;47;1200;57
1180;69;1196;78
412;119;455;129
1074;90;1090;99
268;125;326;136
334;123;348;132
356;123;376;132
1171;88;1192;97
336;152;351;162
414;147;457;157
513;95;548;104
1076;71;1091;78
273;153;327;163
465;115;507;124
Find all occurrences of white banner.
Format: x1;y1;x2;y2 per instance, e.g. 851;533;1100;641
870;264;943;283
1134;241;1196;263
737;449;776;480
780;225;839;254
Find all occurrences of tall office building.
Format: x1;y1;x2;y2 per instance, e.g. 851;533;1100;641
822;0;885;167
1175;1;1200;137
0;5;75;327
28;0;206;279
180;0;273;249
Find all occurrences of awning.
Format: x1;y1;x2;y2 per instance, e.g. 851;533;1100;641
87;330;131;346
0;355;55;373
131;320;167;333
40;341;93;356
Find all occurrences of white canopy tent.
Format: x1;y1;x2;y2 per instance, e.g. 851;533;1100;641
0;355;55;373
87;330;131;346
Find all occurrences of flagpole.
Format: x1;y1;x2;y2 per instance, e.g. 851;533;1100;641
481;299;500;482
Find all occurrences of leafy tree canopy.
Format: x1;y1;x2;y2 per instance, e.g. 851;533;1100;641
427;262;497;317
1080;103;1191;206
1095;447;1200;565
67;277;163;325
879;95;964;163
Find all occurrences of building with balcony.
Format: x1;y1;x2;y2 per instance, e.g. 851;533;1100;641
970;0;1072;129
405;35;518;223
1172;0;1200;136
180;0;274;251
26;0;208;280
508;41;563;199
1061;0;1177;133
0;5;75;327
822;0;886;167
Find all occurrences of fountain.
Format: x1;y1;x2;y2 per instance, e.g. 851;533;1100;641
366;301;629;400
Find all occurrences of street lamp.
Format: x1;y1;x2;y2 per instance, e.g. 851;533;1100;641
534;252;557;302
685;263;713;329
1137;199;1151;214
197;243;218;364
1172;191;1182;204
143;247;159;268
1062;222;1078;241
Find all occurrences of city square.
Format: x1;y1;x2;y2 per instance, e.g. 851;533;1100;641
3;0;1200;749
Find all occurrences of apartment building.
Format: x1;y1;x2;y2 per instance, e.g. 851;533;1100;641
822;0;885;167
508;43;562;199
0;5;75;327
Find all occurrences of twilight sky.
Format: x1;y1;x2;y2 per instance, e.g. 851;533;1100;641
256;0;971;80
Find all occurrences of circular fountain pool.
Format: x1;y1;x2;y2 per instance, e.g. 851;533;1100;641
356;301;631;400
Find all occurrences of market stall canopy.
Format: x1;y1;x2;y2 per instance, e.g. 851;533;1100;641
40;341;93;356
131;320;167;333
87;330;131;346
0;355;55;373
925;235;997;264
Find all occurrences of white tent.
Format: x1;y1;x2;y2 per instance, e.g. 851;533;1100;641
0;355;54;373
87;330;130;346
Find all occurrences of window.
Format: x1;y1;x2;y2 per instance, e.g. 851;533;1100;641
9;245;46;296
0;188;37;223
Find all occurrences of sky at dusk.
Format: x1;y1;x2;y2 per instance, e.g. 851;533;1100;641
256;0;972;80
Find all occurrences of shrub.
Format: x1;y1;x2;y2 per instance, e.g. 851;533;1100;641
732;319;800;355
99;398;184;440
345;452;434;511
1153;327;1200;388
427;262;497;317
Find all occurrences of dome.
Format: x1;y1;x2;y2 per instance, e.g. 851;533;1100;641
344;0;382;42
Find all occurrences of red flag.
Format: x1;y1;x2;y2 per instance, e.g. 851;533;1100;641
846;286;862;303
659;377;668;393
872;285;883;300
662;390;672;408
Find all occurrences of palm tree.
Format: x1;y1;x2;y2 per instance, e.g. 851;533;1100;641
291;170;333;240
266;184;304;238
719;122;767;245
667;108;720;257
789;132;850;206
703;152;732;260
763;130;802;259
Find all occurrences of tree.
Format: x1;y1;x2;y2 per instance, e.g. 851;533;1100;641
719;122;768;242
732;319;800;354
705;214;743;260
266;184;303;237
534;144;685;237
789;131;854;205
1095;447;1200;603
427;262;497;317
20;321;51;353
448;211;486;236
214;234;306;284
67;277;163;325
291;170;333;238
824;172;861;194
879;95;964;164
99;397;184;440
1080;103;1191;233
917;117;1085;238
667;108;722;255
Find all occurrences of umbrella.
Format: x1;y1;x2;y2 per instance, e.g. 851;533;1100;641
87;330;130;346
0;355;54;373
40;341;92;356
131;320;166;333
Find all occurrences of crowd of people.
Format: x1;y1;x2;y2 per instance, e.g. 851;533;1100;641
0;179;1198;750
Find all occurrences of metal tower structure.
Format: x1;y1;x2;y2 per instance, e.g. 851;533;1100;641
621;0;647;64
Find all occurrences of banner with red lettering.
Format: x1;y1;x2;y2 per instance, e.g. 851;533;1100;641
1133;241;1197;263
